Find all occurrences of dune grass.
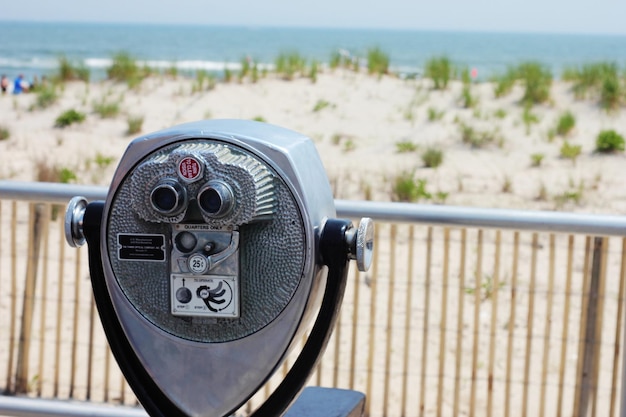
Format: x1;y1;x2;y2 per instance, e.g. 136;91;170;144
421;148;444;168
425;56;452;90
395;140;417;153
560;141;582;164
0;126;10;141
33;85;59;110
55;109;86;128
126;115;144;135
93;98;120;118
56;55;90;82
275;52;306;81
595;130;625;153
107;51;148;88
556;111;576;136
492;62;552;105
391;173;432;202
366;47;390;76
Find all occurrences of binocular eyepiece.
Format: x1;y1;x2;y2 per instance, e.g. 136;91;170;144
149;178;235;218
150;179;187;215
65;119;373;417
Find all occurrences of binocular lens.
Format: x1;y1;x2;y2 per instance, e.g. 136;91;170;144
150;180;186;215
200;188;221;213
198;181;234;218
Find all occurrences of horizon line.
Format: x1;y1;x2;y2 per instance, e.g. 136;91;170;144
1;19;625;38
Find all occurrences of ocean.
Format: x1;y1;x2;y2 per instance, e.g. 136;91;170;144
1;21;625;82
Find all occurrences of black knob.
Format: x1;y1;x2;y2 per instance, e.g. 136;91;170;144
176;287;192;304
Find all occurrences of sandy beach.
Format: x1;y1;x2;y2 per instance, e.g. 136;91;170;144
1;68;625;213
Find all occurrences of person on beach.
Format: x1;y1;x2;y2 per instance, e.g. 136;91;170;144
12;74;28;94
0;75;8;94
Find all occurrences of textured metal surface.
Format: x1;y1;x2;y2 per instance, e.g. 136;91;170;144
107;140;305;343
129;142;276;226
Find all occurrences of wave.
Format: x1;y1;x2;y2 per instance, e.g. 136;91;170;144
83;58;242;71
0;57;59;70
0;56;423;77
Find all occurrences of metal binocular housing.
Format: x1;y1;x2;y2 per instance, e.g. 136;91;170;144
65;119;373;417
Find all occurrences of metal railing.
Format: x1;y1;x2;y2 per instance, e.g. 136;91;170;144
1;180;626;417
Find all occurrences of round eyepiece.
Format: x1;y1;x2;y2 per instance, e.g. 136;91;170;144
198;180;234;218
150;180;187;215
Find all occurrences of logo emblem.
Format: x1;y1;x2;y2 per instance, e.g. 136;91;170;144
177;156;203;183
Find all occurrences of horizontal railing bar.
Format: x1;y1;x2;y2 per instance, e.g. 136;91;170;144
1;181;625;236
0;181;107;204
335;200;626;237
0;395;147;417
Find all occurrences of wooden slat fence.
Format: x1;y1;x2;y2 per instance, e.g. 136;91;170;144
1;199;625;417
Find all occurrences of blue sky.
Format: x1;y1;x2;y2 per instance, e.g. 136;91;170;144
2;0;626;35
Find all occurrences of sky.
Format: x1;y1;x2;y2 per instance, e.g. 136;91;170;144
2;0;626;35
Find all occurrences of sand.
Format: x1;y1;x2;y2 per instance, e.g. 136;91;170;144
1;69;625;213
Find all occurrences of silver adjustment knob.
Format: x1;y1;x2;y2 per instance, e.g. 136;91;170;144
65;196;88;248
345;217;374;272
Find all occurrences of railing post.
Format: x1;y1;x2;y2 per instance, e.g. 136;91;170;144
575;236;608;417
14;203;45;393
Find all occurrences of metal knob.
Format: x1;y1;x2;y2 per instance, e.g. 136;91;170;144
65;196;88;248
346;217;374;272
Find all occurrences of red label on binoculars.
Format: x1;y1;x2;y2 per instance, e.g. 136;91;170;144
178;156;202;182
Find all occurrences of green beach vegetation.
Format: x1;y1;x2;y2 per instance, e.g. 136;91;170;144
595;130;625;153
93;98;121;118
312;99;333;112
555;111;576;136
425;56;452;90
106;51;148;88
560;141;582;164
93;153;114;169
522;106;540;135
192;70;216;93
493;70;516;98
517;62;552;105
563;62;617;97
329;50;353;70
126;115;144;135
421;148;444;168
274;51;306;81
427;107;445;121
492;61;552;105
366;47;390;76
459;67;478;108
33;85;59;110
395;140;417;153
0;126;10;141
56;55;90;83
308;60;320;83
54;109;86;128
391;172;432;202
530;153;544;167
35;160;77;183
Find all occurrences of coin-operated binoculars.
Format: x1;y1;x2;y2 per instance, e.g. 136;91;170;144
65;120;373;417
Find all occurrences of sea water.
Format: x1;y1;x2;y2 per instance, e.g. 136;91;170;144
1;21;625;81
